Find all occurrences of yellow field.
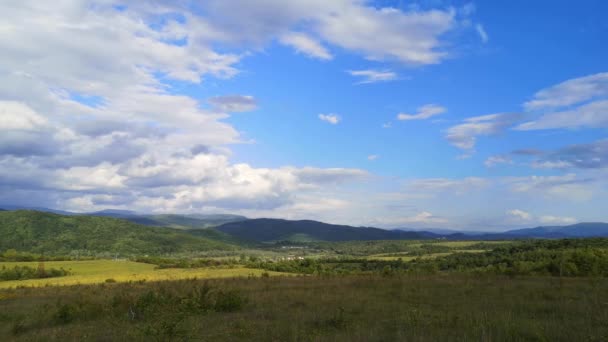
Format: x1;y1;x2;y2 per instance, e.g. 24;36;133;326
0;260;284;289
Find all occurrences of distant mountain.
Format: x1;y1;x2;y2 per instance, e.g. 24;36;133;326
393;228;485;236
215;218;425;242
0;210;238;255
0;205;77;216
502;222;608;238
82;211;247;230
88;209;138;217
1;207;607;242
120;214;247;230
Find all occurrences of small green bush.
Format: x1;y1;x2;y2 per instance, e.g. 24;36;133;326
214;289;247;312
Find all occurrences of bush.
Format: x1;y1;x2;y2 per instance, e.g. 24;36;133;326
53;304;76;325
214;289;248;312
0;265;71;281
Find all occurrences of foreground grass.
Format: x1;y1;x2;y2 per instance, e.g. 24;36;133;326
1;275;607;341
0;261;282;289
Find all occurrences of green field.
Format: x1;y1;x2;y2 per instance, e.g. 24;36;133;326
1;275;607;341
0;261;283;289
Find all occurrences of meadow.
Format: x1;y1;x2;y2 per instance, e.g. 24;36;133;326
1;275;607;341
0;260;283;289
2;238;608;340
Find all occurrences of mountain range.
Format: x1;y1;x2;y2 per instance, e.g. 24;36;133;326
1;207;608;247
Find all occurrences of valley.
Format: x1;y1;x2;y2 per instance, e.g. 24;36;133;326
1;209;608;340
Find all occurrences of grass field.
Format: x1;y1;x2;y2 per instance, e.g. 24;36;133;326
0;261;283;289
365;250;488;261
1;275;606;341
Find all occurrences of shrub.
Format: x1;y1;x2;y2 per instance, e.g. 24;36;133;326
53;304;76;325
214;289;247;312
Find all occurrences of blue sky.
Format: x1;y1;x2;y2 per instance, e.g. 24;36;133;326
0;1;607;230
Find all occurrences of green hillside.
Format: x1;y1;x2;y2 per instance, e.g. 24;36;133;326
125;214;246;229
216;218;424;242
0;211;239;255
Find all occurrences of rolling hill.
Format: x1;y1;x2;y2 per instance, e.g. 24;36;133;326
0;210;239;255
215;218;425;242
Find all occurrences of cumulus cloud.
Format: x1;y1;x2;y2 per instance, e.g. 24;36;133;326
518;72;608;130
367;155;379;161
318;113;341;124
199;0;477;65
0;1;375;215
397;104;446;121
0;101;48;130
208;95;258;112
446;113;520;151
347;69;397;84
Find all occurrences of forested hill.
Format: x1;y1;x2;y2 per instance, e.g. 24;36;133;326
215;218;425;242
0;210;238;255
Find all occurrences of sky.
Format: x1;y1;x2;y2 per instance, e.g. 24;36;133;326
0;0;607;231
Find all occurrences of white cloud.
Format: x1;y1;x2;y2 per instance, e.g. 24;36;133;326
507;209;577;226
382;122;392;128
0;101;48;130
397;104;446;121
524;72;608;110
507;209;531;220
208;95;258;112
518;72;608;130
484;155;513;168
0;1;376;215
531;160;573;169
318;113;341;124
347;69;397;84
517;100;608;130
279;32;333;60
316;5;456;65
475;24;488;43
199;0;476;65
446;113;519;151
386;211;448;226
539;215;577;225
406;177;489;194
505;174;595;201
367;154;379;161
